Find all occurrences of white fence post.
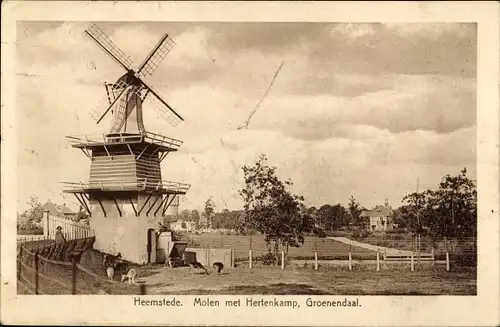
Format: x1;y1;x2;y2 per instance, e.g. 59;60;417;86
43;211;50;238
411;252;415;271
281;251;285;270
376;251;380;271
249;249;253;269
348;252;352;271
314;251;318;270
446;252;450;271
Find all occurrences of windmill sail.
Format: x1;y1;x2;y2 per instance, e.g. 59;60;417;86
138;80;184;126
144;90;183;127
90;79;130;123
85;24;184;131
137;33;176;78
110;86;147;134
85;24;134;71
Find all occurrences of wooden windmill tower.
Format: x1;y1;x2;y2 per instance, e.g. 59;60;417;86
63;24;190;264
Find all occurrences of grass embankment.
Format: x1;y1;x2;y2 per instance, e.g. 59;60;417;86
179;234;377;260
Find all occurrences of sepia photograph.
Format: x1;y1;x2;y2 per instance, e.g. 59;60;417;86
15;20;478;296
2;1;499;326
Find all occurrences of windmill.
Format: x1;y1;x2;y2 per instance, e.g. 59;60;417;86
84;24;183;134
62;24;191;265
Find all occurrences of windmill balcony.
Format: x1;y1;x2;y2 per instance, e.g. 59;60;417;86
62;178;190;195
66;131;183;152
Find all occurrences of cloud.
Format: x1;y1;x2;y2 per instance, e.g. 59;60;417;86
385;23;475;39
329;23;377;40
312;23;476;77
251;74;475;139
15;22;477;213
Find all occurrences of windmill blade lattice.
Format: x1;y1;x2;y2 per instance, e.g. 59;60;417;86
137;35;176;78
145;91;183;127
85;24;134;70
109;85;148;133
89;79;130;123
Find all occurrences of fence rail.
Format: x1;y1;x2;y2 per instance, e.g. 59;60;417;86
42;213;93;241
16;233;475;295
17;243;147;295
180;233;476;263
65;132;183;150
45;215;92;240
61;178;191;193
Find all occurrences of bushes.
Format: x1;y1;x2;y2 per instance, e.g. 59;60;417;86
253;252;293;266
351;229;370;239
388;234;405;240
18;227;43;235
17;220;43;235
374;240;390;247
294;254;376;260
386;228;408;234
255;252;278;266
325;230;352;237
452;252;477;267
186;239;202;248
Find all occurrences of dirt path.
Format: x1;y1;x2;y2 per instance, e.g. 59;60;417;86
327;237;431;256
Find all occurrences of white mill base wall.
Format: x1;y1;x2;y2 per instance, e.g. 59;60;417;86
89;195;164;264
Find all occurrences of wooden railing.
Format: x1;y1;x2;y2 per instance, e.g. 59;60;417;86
65;132;183;150
43;213;93;240
143;131;183;149
62;178;191;193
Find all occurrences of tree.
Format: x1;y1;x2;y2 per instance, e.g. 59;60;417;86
348;195;365;232
202;197;216;229
401;191;428;233
179;209;191;221
238;154;320;260
391;205;412;229
317;204;349;231
190;209;201;223
25;196;43;225
401;168;477;238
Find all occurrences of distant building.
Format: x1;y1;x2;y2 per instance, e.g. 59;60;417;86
361;200;394;232
42;200;76;220
170;220;197;232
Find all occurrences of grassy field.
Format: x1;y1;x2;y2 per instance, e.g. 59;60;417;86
20;263;476;296
17;235;476;295
18;247;476;296
142;264;476;295
180;234;377;260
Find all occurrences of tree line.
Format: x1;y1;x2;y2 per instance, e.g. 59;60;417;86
236;154;477;259
395;168;477;238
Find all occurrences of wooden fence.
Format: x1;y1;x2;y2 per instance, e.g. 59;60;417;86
17;242;147;295
43;211;93;240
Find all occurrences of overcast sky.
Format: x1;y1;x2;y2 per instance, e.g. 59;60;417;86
16;22;477;213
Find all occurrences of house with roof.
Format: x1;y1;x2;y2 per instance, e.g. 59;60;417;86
361;200;394;232
42;200;76;220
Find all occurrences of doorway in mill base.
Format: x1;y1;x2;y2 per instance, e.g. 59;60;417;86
147;228;156;264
